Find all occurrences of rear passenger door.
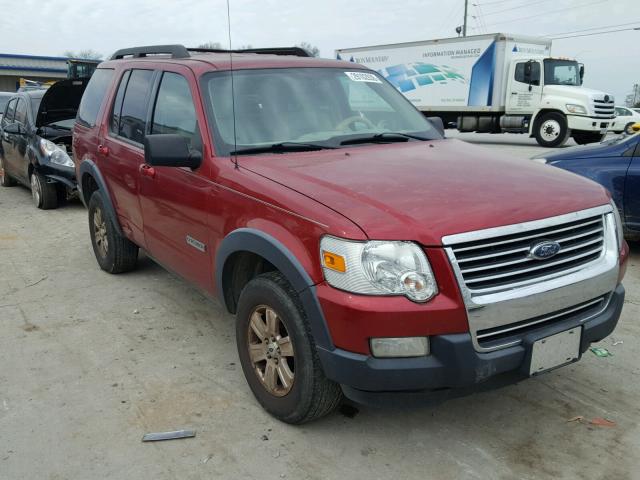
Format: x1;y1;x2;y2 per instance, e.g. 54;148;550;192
101;69;156;246
10;98;30;182
1;98;17;176
138;67;214;290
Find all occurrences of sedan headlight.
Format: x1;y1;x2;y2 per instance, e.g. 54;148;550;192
320;236;438;302
566;104;587;115
40;139;74;168
610;200;624;250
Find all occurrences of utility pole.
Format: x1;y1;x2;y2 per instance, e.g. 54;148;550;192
634;83;639;107
463;0;469;37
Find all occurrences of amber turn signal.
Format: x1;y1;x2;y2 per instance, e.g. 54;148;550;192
322;251;346;273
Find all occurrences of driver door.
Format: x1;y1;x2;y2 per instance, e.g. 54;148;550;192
624;141;640;232
507;60;542;114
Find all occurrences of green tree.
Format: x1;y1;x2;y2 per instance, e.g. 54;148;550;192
64;49;103;60
296;42;320;57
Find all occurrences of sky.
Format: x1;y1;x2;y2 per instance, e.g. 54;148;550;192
0;0;638;101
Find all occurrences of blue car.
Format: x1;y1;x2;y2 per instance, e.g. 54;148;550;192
535;134;640;241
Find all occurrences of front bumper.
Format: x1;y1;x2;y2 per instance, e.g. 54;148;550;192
317;284;624;405
38;161;77;190
567;114;615;132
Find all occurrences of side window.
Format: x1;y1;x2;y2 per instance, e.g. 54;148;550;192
110;70;131;134
14;99;28;125
151;72;199;147
514;62;540;86
118;69;154;144
2;98;16;126
77;68;115;127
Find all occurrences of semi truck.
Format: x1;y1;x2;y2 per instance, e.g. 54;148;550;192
336;33;617;147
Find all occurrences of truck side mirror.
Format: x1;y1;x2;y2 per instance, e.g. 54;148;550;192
579;64;584;85
426;116;445;137
524;62;532;82
144;134;202;169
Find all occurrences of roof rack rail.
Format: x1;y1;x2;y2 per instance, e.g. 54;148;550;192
187;47;311;57
110;44;311;61
110;45;190;60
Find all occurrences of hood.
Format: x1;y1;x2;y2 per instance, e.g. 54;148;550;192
36;78;89;128
539;134;639;162
240;139;611;246
544;84;612;103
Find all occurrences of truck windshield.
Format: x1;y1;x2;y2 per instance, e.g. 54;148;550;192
544;59;581;86
201;68;440;156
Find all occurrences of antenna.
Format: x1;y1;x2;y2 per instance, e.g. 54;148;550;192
226;0;238;168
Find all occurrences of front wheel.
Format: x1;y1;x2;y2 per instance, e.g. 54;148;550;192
88;191;139;274
624;122;636;135
30;171;58;209
534;112;570;148
572;131;605;145
236;272;342;424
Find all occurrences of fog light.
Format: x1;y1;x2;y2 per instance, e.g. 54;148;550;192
370;337;430;358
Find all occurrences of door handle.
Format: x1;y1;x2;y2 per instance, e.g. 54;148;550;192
139;164;156;178
97;144;109;156
511;92;518;95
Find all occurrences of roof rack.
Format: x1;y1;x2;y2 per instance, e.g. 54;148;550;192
110;45;310;60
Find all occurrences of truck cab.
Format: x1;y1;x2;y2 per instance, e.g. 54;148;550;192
504;56;616;147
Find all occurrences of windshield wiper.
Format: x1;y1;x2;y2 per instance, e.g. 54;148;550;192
230;142;336;155
340;132;429;146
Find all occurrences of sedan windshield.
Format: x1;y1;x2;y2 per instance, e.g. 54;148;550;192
544;59;581;86
202;68;440;156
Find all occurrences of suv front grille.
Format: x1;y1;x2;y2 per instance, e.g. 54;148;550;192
449;214;605;292
592;98;615;118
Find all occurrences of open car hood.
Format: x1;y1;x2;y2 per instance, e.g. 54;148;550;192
36;78;89;128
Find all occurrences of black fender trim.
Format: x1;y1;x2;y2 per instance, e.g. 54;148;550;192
78;160;123;236
215;228;334;350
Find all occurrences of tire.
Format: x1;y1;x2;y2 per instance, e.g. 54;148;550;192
30;171;58;210
572;131;605;145
624;122;636;135
0;155;16;187
534;112;570;148
88;190;138;274
236;271;343;424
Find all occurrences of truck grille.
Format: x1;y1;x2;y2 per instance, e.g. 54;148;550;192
592;98;615;118
449;214;605;292
476;295;608;348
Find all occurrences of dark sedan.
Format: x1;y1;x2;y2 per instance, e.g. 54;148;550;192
535;133;640;241
0;79;87;209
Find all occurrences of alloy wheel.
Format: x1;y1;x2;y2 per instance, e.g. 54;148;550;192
30;174;41;207
93;207;109;258
540;119;561;142
247;305;295;397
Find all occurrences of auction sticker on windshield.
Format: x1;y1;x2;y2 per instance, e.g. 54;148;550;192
345;71;382;83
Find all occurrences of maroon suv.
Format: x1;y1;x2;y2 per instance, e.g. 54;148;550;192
73;45;629;423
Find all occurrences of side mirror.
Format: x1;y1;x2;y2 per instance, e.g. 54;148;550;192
579;64;585;85
4;123;25;135
144;134;202;169
524;61;532;82
427;116;445;137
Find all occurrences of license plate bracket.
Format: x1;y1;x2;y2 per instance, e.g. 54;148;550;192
529;327;581;376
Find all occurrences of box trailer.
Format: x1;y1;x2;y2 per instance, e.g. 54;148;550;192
337;33;617;147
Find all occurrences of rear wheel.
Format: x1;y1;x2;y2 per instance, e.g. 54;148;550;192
88;191;138;273
624;122;636;135
30;171;58;209
572;131;605;145
236;271;342;424
0;155;16;187
535;112;570;148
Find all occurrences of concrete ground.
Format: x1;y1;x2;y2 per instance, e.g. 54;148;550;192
1;133;638;480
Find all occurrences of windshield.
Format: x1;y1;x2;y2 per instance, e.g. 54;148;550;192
544;59;581;86
202;68;440;156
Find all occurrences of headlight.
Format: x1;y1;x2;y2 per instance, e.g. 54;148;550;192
320;236;438;302
610;200;623;250
39;139;74;168
566;104;587;115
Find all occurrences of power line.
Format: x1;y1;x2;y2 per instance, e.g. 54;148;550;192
542;21;640;37
479;0;556;16
550;26;640;39
472;0;517;5
480;0;608;27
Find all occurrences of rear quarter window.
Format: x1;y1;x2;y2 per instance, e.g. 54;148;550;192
115;69;154;144
77;68;115;127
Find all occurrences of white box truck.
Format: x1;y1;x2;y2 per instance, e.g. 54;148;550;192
336;33;617;147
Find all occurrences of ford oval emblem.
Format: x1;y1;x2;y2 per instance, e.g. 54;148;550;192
529;241;561;260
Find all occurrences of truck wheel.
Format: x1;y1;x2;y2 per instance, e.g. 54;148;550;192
572;131;605;145
535;112;570;148
0;156;16;187
236;271;343;424
88;191;138;274
30;171;58;210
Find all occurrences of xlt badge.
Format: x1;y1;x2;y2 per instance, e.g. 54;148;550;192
186;235;206;252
